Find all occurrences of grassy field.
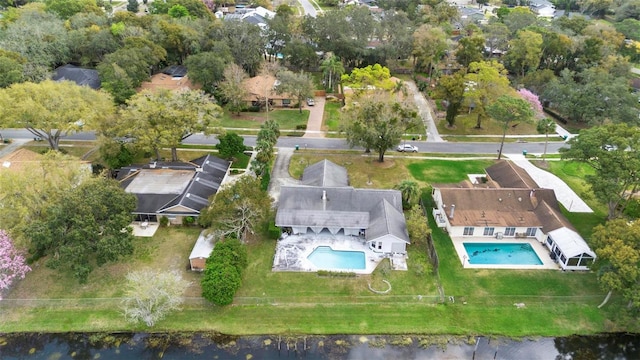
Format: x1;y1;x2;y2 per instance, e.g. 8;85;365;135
220;109;309;130
323;100;343;132
1;156;635;335
439;112;539;136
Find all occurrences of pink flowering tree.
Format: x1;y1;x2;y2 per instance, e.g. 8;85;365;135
518;88;544;118
0;230;31;300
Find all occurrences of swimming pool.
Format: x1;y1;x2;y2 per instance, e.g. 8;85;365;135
463;243;543;265
307;246;366;270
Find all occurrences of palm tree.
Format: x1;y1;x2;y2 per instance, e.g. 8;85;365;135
320;55;345;93
536;118;556;161
394;180;420;209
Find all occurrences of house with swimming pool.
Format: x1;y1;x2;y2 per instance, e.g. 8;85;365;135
272;160;410;274
431;161;596;271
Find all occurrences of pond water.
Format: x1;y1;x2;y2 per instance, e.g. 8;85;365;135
0;333;639;360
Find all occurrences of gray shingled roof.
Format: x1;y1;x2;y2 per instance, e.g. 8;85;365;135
276;185;407;242
52;64;101;89
367;199;410;243
117;155;230;216
301;159;349;187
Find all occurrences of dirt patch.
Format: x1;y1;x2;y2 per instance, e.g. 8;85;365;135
373;159;396;169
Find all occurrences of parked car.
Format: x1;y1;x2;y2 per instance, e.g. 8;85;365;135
396;144;418;152
306;98;315;106
602;144;617;151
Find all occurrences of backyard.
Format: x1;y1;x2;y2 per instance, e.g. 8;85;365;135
0;154;635;335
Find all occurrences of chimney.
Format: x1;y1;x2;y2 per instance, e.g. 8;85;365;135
322;190;327;211
449;204;455;219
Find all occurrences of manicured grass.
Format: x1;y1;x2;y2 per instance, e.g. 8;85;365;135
442;136;566;143
323;101;343;132
439;112;538;136
220;109;309;130
406;159;495;184
23;142;96;160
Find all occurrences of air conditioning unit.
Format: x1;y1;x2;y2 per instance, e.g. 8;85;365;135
495;232;504;240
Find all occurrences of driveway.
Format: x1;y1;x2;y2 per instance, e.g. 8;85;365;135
404;81;444;143
303;96;326;138
268;147;301;205
506;154;593;213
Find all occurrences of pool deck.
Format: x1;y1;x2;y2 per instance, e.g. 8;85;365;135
452;237;560;270
273;232;396;274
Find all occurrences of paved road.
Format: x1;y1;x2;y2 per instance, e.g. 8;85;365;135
0;129;569;154
298;0;318;17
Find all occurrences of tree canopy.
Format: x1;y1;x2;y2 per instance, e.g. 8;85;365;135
25;177;137;283
0;80;114;150
560;123;640;219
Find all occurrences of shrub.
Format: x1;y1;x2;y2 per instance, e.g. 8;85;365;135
159;216;169;227
260;168;271;191
295;124;307;130
317;270;357;277
267;222;281;239
217;132;245;159
182;216;195;226
201;263;241;306
207;238;248;274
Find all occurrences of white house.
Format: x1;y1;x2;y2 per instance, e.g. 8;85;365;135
530;0;556;18
275;160;410;254
431;161;595;271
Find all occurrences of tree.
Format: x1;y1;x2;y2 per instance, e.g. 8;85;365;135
463;60;510;129
218;21;266;77
405;205;431;247
455;35;485;68
168;4;189;18
121;89;221;161
483;22;510;57
320;55;345;93
198;176;272;241
122;269;191;327
97;62;136;104
537;118;557;161
344;92;420;162
218;63;249;115
45;0;102;19
505;30;543;77
0;55;24;88
590;220;640;309
283;39;319;71
216;132;245;158
341;64;395;93
578;0;614;18
560;124;640;219
0;230;31;300
487;95;535;160
502;7;537;33
276;70;314;113
25;177;137;283
434;71;465;127
412;24;448;80
184;49;233;94
208;238;248;273
127;0;138;13
394;180;420;209
0;80;114;151
0;151;92;238
201;262;240;306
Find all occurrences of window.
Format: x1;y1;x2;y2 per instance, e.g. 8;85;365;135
483;227;495;236
504;227;516;236
546;237;554;246
526;227;537;236
378;242;382;250
463;227;474;236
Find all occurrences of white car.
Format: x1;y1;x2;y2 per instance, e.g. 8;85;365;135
306;98;315;106
396;144;418;153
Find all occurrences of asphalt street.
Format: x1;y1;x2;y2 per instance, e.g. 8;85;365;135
0;129;568;155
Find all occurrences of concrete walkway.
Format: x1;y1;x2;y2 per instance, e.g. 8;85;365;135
303;96;326;138
404;80;444;143
505;153;593;213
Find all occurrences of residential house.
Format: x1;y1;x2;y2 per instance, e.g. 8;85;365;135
276;160;410;254
530;0;556;18
52;64;101;89
431;161;595;270
116;154;230;224
224;6;275;30
139;65;200;92
242;74;294;108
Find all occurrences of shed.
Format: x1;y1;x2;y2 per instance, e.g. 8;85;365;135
189;231;215;271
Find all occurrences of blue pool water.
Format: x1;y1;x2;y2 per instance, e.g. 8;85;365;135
463;243;543;265
307;246;366;270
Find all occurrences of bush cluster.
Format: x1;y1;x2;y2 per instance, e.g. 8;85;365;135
201;238;247;306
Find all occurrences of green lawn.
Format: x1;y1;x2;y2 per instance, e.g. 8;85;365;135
406;159;496;184
439;112;539;136
323;101;343;132
220;109;309;130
